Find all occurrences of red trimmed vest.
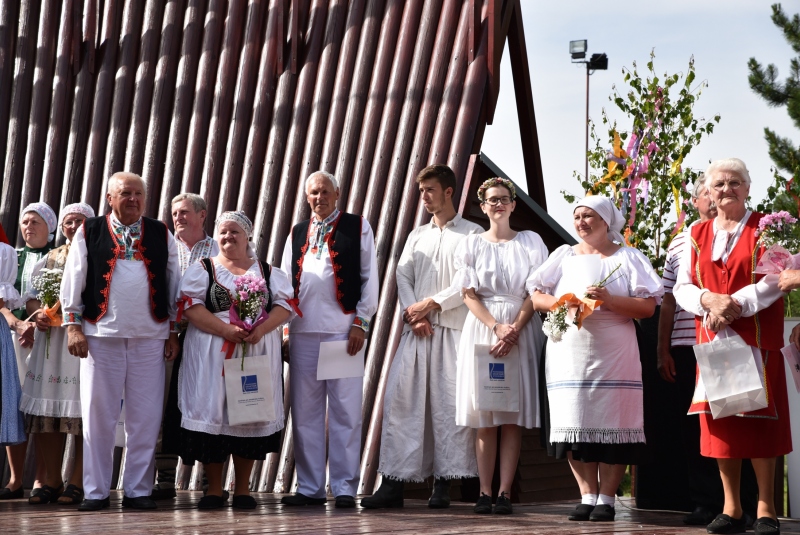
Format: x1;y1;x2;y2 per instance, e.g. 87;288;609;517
290;212;363;314
690;213;784;349
82;215;171;323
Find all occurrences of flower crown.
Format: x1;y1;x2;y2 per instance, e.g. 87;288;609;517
477;177;516;202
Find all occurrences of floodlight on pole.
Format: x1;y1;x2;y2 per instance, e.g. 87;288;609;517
570;42;608;181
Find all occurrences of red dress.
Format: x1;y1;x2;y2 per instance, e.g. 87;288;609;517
687;214;792;458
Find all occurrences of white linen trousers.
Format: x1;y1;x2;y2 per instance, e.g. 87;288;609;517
81;336;165;500
289;332;362;498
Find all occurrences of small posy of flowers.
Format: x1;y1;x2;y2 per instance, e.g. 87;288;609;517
231;274;270;369
30;268;63;358
542;305;572;343
31;268;62;309
543;264;622;343
754;211;800;274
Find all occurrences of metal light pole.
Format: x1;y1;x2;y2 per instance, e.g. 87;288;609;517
570;40;608;181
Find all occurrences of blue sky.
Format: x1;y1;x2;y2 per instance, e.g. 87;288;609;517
482;0;800;238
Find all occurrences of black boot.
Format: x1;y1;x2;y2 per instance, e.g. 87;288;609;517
360;478;404;509
428;478;451;509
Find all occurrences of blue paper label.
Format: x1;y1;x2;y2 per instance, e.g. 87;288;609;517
241;375;258;393
489;362;505;381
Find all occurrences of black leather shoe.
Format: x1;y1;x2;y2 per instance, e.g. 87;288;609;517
684;506;718;526
753;516;780;535
121;495;158;510
361;479;404;509
78;497;110;511
707;513;746;534
280;493;327;506
428;478;450;509
473;493;492;514
0;487;23;500
589;504;616;521
232;494;258;509
494;492;512;515
149;484;177;501
198;494;226;510
334;495;355;508
568;503;595;521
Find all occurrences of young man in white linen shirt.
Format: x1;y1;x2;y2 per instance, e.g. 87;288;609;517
361;164;481;510
151;193;220;501
62;173;180;511
280;171;379;509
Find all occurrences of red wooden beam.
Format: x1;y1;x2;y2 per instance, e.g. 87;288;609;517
290;0;298;73
507;0;546;209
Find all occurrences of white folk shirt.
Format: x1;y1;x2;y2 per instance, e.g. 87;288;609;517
397;214;482;331
175;234;219;275
673;211;783;319
61;217;180;339
280;212;379;334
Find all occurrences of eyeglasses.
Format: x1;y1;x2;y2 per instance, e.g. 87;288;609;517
710;180;744;191
483;196;513;206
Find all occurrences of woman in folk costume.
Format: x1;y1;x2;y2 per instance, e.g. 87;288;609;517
453;177;548;515
0;223;25;458
0;203;57;500
674;159;791;535
177;211;294;510
20;203;95;505
530;195;662;523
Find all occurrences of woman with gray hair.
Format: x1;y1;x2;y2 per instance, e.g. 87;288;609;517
674;158;790;535
530;195;662;523
177;211;294;510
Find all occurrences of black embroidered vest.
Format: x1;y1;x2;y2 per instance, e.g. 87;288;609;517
82;215;170;323
200;258;272;314
290;212;362;314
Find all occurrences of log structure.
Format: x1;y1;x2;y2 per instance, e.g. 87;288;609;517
0;0;571;501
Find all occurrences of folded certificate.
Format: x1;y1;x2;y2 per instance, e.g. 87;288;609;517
317;340;366;380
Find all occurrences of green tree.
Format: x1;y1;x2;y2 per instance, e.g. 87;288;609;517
563;51;720;273
748;3;800;174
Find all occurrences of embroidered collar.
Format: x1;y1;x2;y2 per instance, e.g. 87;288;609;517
109;214;143;261
309;209;341;258
176;234;215;274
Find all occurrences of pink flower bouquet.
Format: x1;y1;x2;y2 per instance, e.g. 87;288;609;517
755;211;800;274
230;273;269;369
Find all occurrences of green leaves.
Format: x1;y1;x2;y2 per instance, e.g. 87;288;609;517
564;52;720;274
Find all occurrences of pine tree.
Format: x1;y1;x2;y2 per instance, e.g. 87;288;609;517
748;3;800;174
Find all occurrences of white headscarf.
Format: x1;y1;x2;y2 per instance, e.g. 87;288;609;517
215;211;257;259
574;196;626;244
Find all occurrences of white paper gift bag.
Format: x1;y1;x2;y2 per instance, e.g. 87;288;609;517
473;344;520;412
781;343;800;393
223;355;276;426
693;326;766;419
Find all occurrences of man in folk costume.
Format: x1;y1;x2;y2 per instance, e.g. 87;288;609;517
62;172;181;511
361;165;480;509
151;193;219;501
280;171;378;508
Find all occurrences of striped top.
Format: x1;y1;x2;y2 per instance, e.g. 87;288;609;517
663;230;697;346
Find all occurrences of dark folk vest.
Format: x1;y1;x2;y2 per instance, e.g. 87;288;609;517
82;215;170;323
200;258;273;314
290;212;362;314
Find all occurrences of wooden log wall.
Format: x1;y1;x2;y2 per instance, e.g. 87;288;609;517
0;0;502;494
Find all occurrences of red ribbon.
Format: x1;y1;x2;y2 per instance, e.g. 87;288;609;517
287;297;303;318
176;296;194;323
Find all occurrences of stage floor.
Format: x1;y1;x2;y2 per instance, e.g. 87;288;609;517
2;492;799;534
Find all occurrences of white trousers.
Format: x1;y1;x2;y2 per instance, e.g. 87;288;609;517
81;336;165;499
378;327;477;482
289;333;362;498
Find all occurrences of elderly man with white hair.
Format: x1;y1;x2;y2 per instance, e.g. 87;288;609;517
280;171;378;508
61;172;181;511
